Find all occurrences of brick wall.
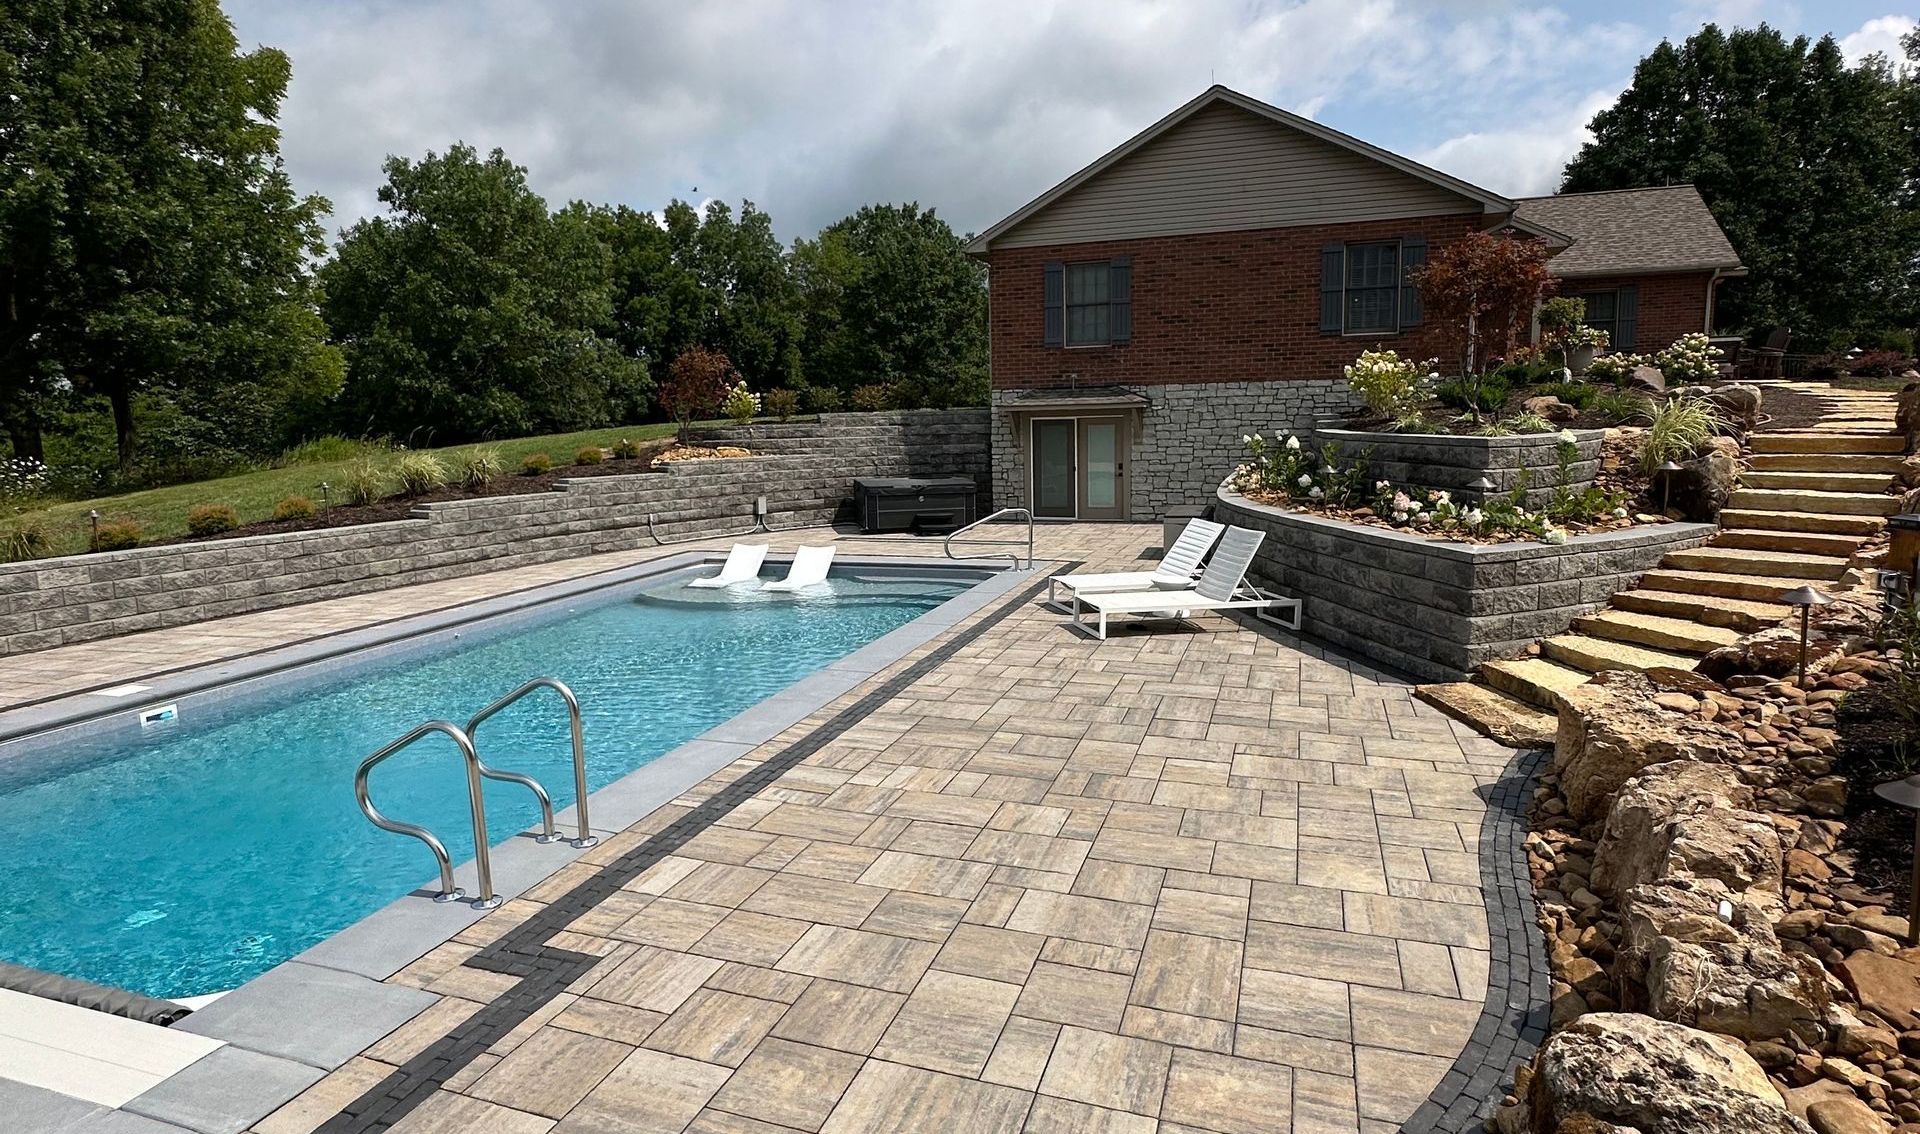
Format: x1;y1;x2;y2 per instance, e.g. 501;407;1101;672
1558;272;1715;353
0;411;989;658
986;213;1487;390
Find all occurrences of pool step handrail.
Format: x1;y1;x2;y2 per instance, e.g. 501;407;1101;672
465;677;598;850
353;720;502;910
945;507;1034;570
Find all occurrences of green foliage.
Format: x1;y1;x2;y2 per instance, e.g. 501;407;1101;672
1534;381;1598;410
1562;24;1920;344
185;504;239;536
609;438;644;460
92;519;142;551
392;453;448;497
1343;349;1434;419
520;453;553;476
279;437;377;467
1586;353;1648;384
1591;390;1655;424
721;382;761;426
341;457;387;506
1638;396;1721;474
765;389;799;422
806;386;844;413
1435;373;1513;414
574;446;604;466
455;446;503;489
1502;412;1556;434
272;495;316;521
2;517;50;562
1537;297;1587;338
1880;605;1920;756
851;384;895;411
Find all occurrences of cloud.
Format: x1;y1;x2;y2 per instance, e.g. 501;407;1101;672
1411;88;1623;197
1840;14;1916;67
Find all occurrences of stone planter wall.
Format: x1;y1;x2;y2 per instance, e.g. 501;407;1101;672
1216;486;1715;682
1310;426;1605;509
0;410;989;658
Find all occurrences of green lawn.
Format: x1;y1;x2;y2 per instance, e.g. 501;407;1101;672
9;422;700;558
1831;375;1912;392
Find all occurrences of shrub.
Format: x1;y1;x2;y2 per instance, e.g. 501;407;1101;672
185;504;240;536
1638;395;1721;475
1586;353;1647;384
93;519;142;551
721;381;761;426
456;446;503;489
661;346;735;442
1653;332;1722;383
273;495;317;521
1534;380;1598;410
807;386;844;413
393;452;448;497
521;452;553;476
1590;390;1654;425
2;517;49;562
766;388;799;422
610;438;643;460
1502;412;1555;434
574;446;605;466
278;436;375;467
1849;349;1912;377
1435;372;1513;414
0;457;51;504
1538;297;1586;340
851;384;895;411
1343;349;1435;419
342;456;387;505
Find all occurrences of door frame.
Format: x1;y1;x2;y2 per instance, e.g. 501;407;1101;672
1029;416;1079;520
1074;416;1128;521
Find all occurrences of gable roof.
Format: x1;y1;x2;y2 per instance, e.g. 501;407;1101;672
966;86;1562;254
1512;185;1744;278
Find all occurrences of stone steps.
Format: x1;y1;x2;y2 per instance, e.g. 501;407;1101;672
1413;682;1557;749
1481;657;1593;709
1749;433;1906;454
1716;508;1886;536
1726;488;1904;517
1609;588;1790;633
1738;469;1896;493
1747;453;1906;474
1661;546;1849;581
1638;568;1830;603
1708;528;1868;557
1542;633;1701;675
1571;609;1742;654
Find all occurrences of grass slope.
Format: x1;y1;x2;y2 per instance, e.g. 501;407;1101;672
10;423;694;558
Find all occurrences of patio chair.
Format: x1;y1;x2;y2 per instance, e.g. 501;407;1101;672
1072;525;1302;640
1046;518;1225;608
1747;327;1790;380
686;543;769;588
761;545;835;592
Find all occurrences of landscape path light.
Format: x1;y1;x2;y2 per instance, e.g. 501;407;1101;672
1779;584;1834;686
1874;772;1920;946
88;509;100;550
1656;459;1685;514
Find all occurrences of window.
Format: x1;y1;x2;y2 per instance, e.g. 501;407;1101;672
1566;287;1636;350
1066;262;1111;345
1344;242;1400;334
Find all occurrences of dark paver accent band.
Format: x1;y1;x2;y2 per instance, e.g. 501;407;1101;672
1399;746;1550;1134
315;562;1078;1133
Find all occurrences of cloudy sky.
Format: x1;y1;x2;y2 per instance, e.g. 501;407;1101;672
224;1;1916;243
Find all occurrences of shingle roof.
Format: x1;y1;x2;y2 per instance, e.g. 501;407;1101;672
1512;185;1743;278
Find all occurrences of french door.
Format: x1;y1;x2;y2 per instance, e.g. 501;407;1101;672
1030;416;1128;520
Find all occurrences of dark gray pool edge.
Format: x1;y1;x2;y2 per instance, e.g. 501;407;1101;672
28;555;1036;1134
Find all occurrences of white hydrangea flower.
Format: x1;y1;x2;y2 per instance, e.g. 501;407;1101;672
1308;487;1324;499
1296;474;1313;488
1611;506;1628;518
1556;429;1578;445
1285;436;1301;451
1543;527;1567;545
1391;511;1408;523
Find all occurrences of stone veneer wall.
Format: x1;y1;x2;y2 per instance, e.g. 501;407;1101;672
1309;427;1605;508
1216;485;1716;682
991;378;1359;519
0;410;988;658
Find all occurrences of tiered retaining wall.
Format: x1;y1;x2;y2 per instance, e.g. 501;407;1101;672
1216;485;1715;682
1309;427;1605;508
0;410;989;657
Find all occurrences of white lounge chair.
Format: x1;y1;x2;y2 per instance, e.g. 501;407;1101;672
761;545;835;592
1047;517;1225;609
1073;526;1302;640
686;543;769;588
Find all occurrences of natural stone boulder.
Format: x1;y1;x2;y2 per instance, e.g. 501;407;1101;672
1527;1013;1813;1133
1669;437;1739;522
1525;395;1580;424
1897;381;1918;452
1698;626;1846;683
1619;880;1827;1042
1628;365;1668;395
1835;949;1920;1030
1804;1096;1887;1134
1555;673;1750;824
1706;383;1764;432
1591;761;1781;904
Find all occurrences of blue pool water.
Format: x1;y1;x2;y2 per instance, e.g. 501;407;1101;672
0;569;973;998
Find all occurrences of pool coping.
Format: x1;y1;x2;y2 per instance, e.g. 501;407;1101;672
0;548;1037;1134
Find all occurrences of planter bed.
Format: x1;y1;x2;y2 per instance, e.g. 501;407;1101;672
1310;426;1605;507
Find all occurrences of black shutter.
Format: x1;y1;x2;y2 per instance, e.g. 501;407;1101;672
1398;237;1426;328
1614;285;1638;351
1043;261;1064;347
1108;257;1131;344
1320;244;1345;333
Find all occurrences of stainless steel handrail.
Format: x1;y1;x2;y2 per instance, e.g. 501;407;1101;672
466;677;598;849
353;720;502;909
944;507;1034;570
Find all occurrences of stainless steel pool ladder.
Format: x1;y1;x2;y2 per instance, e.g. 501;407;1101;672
353;721;502;909
466;677;598;850
945;507;1033;570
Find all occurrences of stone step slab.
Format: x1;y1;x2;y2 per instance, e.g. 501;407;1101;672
1738;470;1896;493
1572;609;1741;654
1726;488;1903;517
1480;657;1592;709
1747;453;1907;474
1413;681;1557;749
1716;509;1886;536
1662;546;1849;581
1609;588;1790;633
1749;433;1906;454
1638;568;1829;603
1542;633;1700;675
1709;528;1868;557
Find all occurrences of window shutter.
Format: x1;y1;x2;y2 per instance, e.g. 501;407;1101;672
1043;261;1064;347
1320;244;1344;334
1108;257;1131;344
1614;285;1638;351
1398;237;1426;328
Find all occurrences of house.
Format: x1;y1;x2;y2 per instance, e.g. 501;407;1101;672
966;86;1745;521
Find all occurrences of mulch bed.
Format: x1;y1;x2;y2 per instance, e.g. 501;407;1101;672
1338;386;1629;435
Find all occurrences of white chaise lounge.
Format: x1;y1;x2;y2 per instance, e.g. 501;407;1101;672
687;543;769;588
1073;526;1302;640
1046;517;1225;609
761;545;835;592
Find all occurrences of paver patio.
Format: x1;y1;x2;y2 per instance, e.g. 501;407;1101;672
6;523;1527;1133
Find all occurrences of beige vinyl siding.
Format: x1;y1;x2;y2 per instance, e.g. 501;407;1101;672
996;102;1476;248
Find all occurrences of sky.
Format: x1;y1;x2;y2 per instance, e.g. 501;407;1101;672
223;1;1918;243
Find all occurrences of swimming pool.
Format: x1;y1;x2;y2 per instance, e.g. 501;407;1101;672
0;563;981;999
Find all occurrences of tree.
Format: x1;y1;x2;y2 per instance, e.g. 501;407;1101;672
792;203;987;407
1413;232;1555;417
0;0;340;467
660;346;734;443
1561;24;1918;346
322;145;649;442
